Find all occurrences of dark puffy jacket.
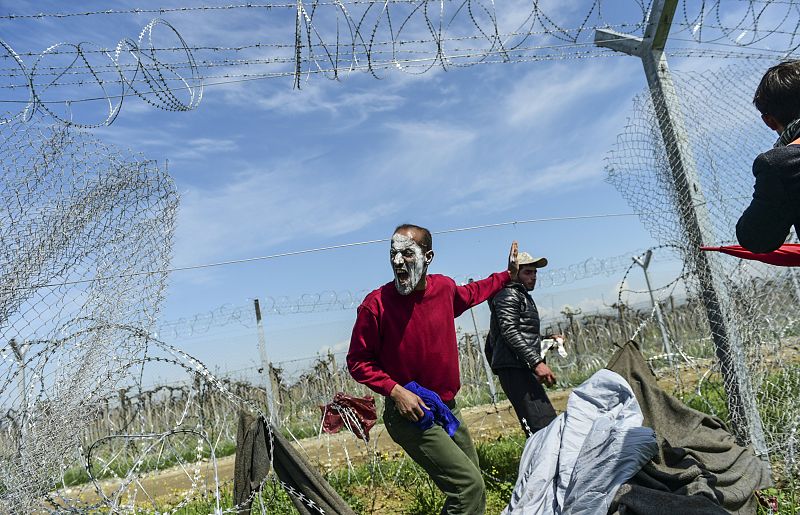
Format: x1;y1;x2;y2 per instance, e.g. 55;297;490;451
485;282;542;370
736;145;800;253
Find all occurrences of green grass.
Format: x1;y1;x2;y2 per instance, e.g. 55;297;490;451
128;435;524;514
477;434;525;513
63;363;800;513
679;379;730;421
137;480;300;515
59;440;238;488
102;428;800;515
758;487;800;514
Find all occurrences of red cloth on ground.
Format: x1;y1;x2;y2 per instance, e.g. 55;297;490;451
320;392;377;441
700;243;800;266
347;272;510;402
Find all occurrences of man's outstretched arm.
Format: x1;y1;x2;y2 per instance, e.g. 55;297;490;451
452;241;517;316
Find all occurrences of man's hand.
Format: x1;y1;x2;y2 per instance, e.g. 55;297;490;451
390;384;430;422
533;362;557;387
508;241;519;281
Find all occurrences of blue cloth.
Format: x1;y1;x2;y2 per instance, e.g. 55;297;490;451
404;381;460;437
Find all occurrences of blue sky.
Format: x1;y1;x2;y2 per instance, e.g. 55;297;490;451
1;1;777;383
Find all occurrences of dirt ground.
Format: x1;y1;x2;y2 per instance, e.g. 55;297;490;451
57;392;572;506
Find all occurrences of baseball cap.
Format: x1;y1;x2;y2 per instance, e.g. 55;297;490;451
518;251;548;268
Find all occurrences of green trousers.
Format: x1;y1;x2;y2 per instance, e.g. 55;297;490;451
384;398;485;515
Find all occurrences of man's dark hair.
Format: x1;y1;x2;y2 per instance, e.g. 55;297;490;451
753;60;800;125
394;223;432;251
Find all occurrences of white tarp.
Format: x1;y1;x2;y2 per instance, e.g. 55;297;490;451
503;369;658;515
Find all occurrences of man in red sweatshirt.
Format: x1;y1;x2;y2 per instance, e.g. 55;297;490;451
347;223;518;514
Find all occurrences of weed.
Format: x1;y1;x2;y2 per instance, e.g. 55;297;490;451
758;486;800;514
405;476;444;515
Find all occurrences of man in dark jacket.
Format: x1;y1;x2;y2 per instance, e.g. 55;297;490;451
736;60;800;252
485;251;557;436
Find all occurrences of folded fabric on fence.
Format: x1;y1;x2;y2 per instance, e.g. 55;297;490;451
404;381;460;437
320;392;378;441
503;368;658;514
701;243;800;266
607;341;773;515
233;411;357;515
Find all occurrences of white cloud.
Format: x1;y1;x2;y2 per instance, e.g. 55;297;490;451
91;124;239;162
501;61;631;127
372;120;477;184
439;93;632;217
253;82;405;126
444;157;605;216
169;116;481;270
173;164;398;266
169;137;239;160
318;340;349;355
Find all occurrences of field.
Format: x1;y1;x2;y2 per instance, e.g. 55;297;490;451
20;295;800;514
56;361;800;514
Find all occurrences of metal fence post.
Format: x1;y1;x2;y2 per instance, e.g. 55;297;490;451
254;298;279;428
9;338;28;455
468;279;497;405
595;0;769;458
632;250;674;366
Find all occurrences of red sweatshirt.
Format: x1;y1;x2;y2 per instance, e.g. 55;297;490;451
347;271;510;402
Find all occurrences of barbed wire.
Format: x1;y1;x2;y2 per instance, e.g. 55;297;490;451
5;2;800;510
672;0;800;50
533;245;680;289
615;245;688;306
0;2;426;19
45;328;328;514
0;18;202;127
151;246;680;340
3;1;800;126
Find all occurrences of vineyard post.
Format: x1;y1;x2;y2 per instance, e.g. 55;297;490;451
467;279;497;405
632;249;674;367
9;338;29;452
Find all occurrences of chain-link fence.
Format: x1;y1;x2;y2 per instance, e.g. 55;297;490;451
0;110;758;513
32;288;713;513
4;4;800;510
607;60;800;481
0;115;178;511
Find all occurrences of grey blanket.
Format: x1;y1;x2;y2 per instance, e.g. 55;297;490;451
606;341;772;514
233;411;356;515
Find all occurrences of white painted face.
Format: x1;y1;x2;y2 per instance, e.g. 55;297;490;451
390;232;429;295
